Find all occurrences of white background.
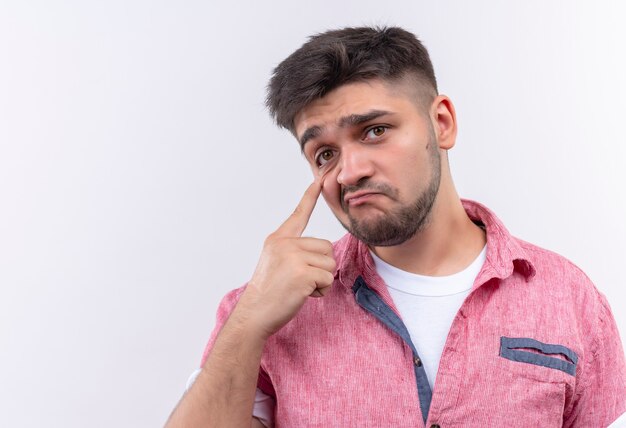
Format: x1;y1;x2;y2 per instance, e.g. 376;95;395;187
1;1;625;427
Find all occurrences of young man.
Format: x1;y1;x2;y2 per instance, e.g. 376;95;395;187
166;27;626;427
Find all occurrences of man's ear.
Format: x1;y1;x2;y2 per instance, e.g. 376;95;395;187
431;95;457;150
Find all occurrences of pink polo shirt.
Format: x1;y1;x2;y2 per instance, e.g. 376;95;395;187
201;200;626;427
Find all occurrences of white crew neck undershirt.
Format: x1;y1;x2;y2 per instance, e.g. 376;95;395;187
370;245;487;389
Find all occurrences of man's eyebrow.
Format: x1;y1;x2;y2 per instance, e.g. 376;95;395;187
338;109;392;128
299;109;393;152
299;126;323;151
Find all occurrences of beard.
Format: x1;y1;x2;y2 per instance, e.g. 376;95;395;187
338;131;441;247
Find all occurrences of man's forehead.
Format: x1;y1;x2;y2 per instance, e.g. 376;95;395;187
294;77;424;125
294;81;393;131
293;79;421;149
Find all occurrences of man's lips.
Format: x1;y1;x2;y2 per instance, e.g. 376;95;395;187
344;191;383;207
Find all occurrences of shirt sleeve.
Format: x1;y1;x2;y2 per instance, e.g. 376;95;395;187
200;286;246;366
564;292;626;427
199;286;276;425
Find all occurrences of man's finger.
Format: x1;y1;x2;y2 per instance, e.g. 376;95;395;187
295;237;334;255
309;268;334;298
275;179;323;237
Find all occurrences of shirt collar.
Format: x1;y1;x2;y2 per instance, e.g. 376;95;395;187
333;199;536;290
461;199;535;289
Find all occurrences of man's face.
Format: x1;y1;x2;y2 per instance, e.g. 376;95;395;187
294;79;442;247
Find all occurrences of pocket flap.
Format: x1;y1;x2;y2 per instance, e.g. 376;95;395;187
499;336;578;376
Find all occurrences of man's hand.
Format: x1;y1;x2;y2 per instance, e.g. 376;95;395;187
238;178;336;339
165;179;335;428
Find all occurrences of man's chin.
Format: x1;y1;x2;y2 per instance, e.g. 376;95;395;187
337;212;385;233
353;231;413;247
343;219;411;247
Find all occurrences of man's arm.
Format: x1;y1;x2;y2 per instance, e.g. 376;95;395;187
165;297;268;427
165;179;335;427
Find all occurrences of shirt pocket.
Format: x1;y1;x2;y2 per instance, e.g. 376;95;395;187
499;336;578;377
485;336;577;426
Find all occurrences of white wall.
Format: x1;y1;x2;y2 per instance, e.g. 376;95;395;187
1;1;624;426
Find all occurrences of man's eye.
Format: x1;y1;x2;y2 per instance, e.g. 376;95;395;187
365;126;387;139
315;149;334;166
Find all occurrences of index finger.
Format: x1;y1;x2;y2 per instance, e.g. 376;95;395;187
275;178;323;237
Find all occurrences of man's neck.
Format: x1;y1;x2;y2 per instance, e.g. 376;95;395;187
371;195;486;277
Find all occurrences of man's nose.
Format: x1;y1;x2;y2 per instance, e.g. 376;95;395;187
336;146;374;187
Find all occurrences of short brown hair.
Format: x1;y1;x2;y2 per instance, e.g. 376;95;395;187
266;26;438;133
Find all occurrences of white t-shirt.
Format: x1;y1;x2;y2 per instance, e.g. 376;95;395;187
371;246;486;389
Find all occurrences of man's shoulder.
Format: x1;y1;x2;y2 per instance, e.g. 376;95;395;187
514;236;592;283
510;235;609;309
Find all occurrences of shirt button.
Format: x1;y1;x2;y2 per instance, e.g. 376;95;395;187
413;356;422;367
430;425;441;428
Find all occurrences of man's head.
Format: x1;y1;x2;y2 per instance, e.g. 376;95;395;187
266;26;438;134
266;27;457;247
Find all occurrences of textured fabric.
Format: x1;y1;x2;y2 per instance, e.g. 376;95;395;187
375;245;485;389
201;199;626;427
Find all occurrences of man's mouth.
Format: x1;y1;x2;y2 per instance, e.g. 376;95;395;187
341;182;396;212
343;191;383;207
